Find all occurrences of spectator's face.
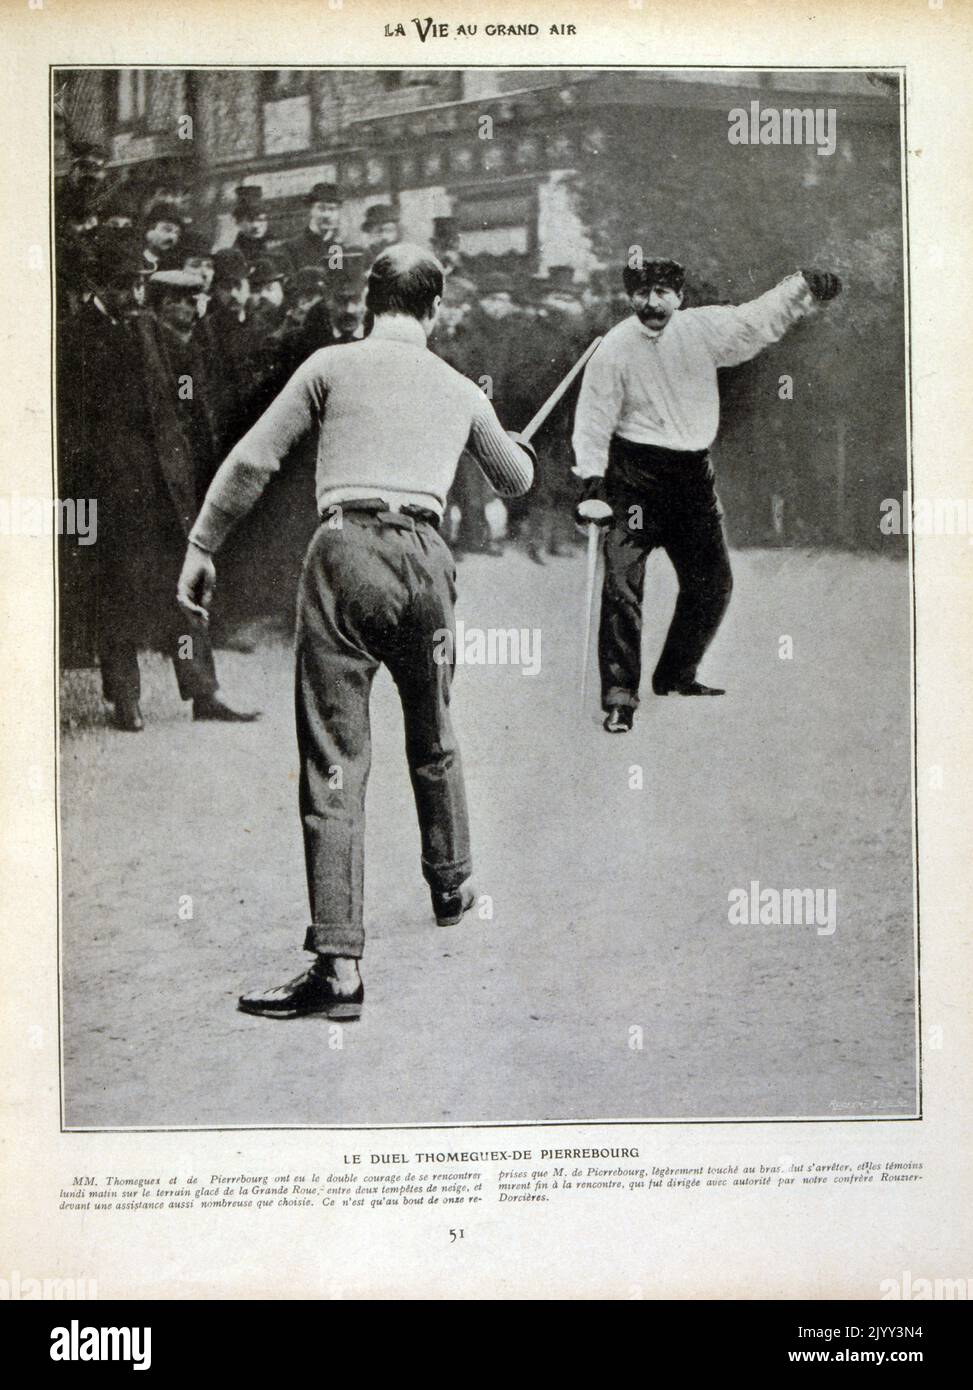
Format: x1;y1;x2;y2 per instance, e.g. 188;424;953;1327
629;283;682;331
479;290;515;321
366;222;399;254
309;200;341;236
145;219;181;253
103;279;137;318
239;213;268;240
184;256;214;291
260;279;284;308
335;294;364;335
159;289;197;332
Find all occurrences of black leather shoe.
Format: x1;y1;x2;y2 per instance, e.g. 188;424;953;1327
432;879;476;926
653;680;725;697
603;707;634;733
193;694;261;722
112;698;144;732
238;962;363;1020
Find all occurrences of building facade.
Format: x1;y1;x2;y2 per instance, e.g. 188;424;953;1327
54;67;899;279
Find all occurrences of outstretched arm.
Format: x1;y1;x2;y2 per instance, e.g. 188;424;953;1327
692;268;842;368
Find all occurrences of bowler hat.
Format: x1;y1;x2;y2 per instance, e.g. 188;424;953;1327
143;199;184;230
210;247;250;286
306;182;342;206
250;255;286;289
180;230;215;262
362;202;398;233
286;265;326;298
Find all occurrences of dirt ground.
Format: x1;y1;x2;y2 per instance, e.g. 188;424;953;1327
59;546;917;1129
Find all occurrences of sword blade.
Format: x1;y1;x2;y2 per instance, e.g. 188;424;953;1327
580;522;601;713
520;336;603;443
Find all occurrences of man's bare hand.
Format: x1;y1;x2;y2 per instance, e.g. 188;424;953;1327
177;543;216;622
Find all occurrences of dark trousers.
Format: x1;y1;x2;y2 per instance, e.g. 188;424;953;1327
100;612;218;704
296;507;472;959
599;437;733;709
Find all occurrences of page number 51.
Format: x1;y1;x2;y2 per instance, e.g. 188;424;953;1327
449;1228;465;1243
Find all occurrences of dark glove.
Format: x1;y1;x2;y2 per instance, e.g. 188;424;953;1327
574;476;613;527
800;268;843;302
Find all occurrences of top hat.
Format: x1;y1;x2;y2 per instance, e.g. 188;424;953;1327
544;264;577;292
90;227;145;285
233;184;265;213
179;229;215;262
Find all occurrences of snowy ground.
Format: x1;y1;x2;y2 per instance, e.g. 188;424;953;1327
59;546;917;1128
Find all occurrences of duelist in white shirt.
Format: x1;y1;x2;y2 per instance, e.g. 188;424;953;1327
571;255;842;732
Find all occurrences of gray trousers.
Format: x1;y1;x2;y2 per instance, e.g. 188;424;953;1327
296;507;473;958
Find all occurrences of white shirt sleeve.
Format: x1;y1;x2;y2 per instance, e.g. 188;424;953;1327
690;273;815;369
571;335;626;479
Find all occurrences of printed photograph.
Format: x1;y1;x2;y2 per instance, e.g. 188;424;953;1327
51;66;916;1128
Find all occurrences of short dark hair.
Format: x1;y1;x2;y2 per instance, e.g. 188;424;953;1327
622;257;686;296
366;244;444;321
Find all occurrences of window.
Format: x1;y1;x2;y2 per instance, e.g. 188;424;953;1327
454;180;538;259
261;71;310;101
115;70;150;128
